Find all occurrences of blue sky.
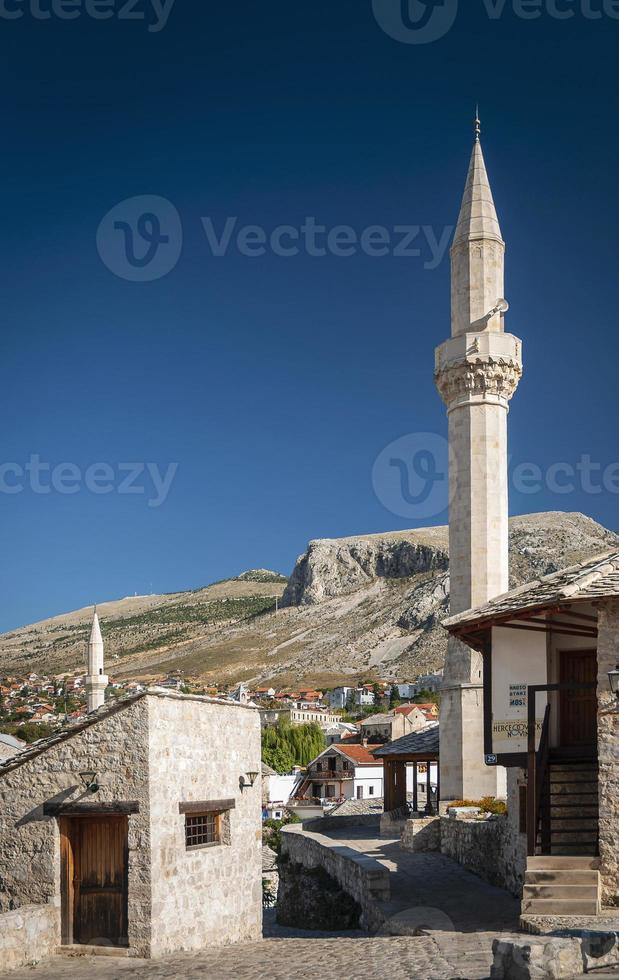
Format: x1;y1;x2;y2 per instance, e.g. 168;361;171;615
1;0;618;632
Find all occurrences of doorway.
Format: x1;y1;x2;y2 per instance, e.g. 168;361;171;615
559;649;597;750
60;815;129;947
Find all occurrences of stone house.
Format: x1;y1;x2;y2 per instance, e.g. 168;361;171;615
359;708;425;743
444;551;619;917
0;689;262;959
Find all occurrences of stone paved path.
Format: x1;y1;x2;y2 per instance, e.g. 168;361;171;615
0;837;524;980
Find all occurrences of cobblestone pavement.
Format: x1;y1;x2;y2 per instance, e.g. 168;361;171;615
1;936;459;980
0;838;524;979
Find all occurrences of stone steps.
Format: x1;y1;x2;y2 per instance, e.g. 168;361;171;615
521;897;599;915
522;856;600;916
526;856;599;870
523;884;599;901
525;869;600;885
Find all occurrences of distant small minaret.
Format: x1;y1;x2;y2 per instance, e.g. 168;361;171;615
86;608;108;712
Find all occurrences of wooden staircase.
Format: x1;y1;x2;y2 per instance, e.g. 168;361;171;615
523;758;601;916
522;856;600;916
544;760;599;856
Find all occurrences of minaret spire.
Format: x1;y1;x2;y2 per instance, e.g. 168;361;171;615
434;122;523;802
451;123;504;336
85;607;108;713
475;105;481;143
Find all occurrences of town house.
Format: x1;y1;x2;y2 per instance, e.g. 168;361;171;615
294;743;385;803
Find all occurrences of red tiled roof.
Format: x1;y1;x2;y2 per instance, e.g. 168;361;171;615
394;705;422;716
335;744;383;765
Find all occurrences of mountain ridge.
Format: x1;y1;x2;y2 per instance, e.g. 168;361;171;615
0;513;616;687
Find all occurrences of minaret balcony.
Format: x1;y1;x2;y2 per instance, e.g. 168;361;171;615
435;330;523;411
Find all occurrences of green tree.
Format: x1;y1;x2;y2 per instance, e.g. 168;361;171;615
261;719;326;773
412;689;440;705
390;686;402;708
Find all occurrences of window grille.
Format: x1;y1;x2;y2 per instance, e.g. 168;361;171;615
185;812;220;848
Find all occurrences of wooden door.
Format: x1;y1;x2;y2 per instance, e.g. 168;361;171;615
65;816;128;947
559;650;597;748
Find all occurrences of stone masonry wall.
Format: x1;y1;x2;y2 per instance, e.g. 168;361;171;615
147;695;262;956
0;697;152;954
400;816;441;852
280;823;390;930
440;775;526;899
0;902;60;972
597;601;619;905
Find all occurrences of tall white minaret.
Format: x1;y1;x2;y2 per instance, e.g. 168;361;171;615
435;114;523;800
86;608;108;713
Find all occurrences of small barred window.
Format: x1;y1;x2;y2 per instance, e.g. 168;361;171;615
185;811;220;848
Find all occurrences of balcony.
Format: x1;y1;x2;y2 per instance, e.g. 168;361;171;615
308;770;353;780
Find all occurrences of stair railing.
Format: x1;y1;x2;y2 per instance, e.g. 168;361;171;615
526;681;597;856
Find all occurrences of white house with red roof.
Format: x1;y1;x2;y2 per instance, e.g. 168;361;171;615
294;742;385;803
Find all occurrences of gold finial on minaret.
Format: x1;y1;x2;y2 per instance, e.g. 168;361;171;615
474;105;481;143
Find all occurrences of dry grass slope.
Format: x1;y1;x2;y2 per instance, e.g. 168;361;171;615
0;513;616;688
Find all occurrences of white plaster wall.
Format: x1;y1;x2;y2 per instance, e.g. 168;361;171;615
491;626;547;755
353;766;383;799
147;696;262;956
266;773;297;804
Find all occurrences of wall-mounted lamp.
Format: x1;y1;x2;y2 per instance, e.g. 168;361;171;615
79;770;99;793
608;665;619;699
239;771;259;792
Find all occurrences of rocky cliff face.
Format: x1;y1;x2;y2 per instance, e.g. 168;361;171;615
282;512;619;609
2;513;616;686
281;527;449;607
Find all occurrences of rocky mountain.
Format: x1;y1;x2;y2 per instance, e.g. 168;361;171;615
0;513;616;687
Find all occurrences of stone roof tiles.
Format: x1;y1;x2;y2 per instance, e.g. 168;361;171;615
372;722;439;759
443;550;619;633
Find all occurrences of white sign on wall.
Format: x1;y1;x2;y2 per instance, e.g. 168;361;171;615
491;627;547;755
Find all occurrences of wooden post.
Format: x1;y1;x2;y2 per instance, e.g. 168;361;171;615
394;761;407;810
527;685;537;856
424;760;433;815
412;762;418;813
384;760;393;811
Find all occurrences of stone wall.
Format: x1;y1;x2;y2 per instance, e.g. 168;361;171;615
401;815;441;852
440;777;525;899
0;902;60;972
280;822;390;930
597;602;619;905
147;695;262;956
0;696;152;955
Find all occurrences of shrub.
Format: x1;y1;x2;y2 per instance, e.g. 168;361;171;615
448;796;507;815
